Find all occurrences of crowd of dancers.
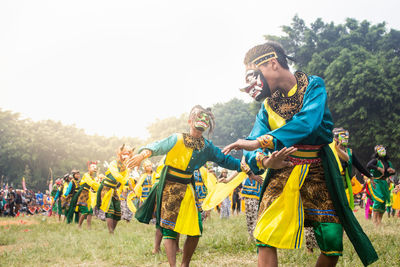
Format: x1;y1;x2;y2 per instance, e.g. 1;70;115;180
3;41;397;267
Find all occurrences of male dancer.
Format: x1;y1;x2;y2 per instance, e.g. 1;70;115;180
96;145;135;234
130;105;259;267
223;42;377;266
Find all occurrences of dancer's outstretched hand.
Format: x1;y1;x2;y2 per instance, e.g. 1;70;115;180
263;147;297;169
126;154;143;169
222;139;260;155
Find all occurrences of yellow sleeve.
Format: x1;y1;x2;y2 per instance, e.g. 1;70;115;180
108;161;124;181
134;174;146;197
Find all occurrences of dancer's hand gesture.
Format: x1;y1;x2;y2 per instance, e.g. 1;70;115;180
263;147;297;169
222;139;260;155
126;154;143;169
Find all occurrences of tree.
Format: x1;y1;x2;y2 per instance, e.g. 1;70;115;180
265;17;400;167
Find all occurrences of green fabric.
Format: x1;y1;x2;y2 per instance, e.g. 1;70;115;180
370;179;390;208
96;182;104;209
345;167;354;210
106;196;121;221
312;222;343;256
57;199;62;215
161;227;178;239
66;187;83;224
74;212;79;224
79;205;93;215
346;148;353;178
373;201;386;213
136;165;168;226
321;145;378;266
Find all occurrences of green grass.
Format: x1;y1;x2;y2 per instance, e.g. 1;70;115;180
1;210;399;266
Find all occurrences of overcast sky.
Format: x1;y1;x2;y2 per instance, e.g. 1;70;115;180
1;0;399;139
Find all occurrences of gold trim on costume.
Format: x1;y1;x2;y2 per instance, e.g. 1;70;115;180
168;169;192;178
291;150;319;159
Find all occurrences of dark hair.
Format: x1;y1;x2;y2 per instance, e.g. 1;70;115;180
189;105;216;136
244;41;294;70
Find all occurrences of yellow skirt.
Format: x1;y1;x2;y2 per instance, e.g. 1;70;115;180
253;164;309;249
160;180;200;236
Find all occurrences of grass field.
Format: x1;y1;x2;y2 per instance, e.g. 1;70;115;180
1;210;399;267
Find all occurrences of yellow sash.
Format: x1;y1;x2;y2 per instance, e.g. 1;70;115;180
100;188;114;212
127;191;137;213
202;172;248;211
199;166;217;192
253;164;309;249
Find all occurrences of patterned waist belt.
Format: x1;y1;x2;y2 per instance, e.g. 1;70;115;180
166;166;193;184
289;144;323;165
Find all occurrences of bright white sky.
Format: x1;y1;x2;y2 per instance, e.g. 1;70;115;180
1;0;399;139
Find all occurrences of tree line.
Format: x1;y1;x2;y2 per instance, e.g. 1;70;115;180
1;17;398;190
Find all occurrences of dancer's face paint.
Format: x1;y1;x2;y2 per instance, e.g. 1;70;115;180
240;69;271;102
193;112;210;132
377;147;386;157
338;131;349;147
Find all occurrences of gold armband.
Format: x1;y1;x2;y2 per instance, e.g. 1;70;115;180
256;152;269;170
257;134;274;149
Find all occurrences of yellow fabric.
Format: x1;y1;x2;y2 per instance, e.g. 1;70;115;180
62;182;68;195
168;169;192;178
392;191;400;210
202;172;248;211
264;100;286;131
291;150;319;158
153;161;165;184
352;176;363;195
174;184;200;236
253;164;309;249
199;166;217;192
80;173;99;190
89;191;97;209
134;173;153;198
127;191;137;213
164;133;193;171
106;160;130;185
116;185;124;200
329;142;343;173
80;173;100;208
100;187;114;212
367;181;384;203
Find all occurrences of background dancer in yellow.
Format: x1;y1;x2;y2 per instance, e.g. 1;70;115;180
67;161;100;228
134;160;155;205
96;145;135;234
